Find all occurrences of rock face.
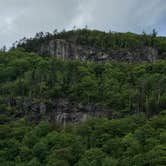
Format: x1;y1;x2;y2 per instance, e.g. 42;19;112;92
38;39;159;63
9;98;111;125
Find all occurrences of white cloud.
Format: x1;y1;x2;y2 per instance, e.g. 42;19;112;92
0;0;165;48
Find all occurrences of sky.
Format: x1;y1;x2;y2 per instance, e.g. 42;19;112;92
0;0;166;48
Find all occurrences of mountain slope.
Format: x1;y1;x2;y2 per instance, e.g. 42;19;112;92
1;49;166;124
0;29;166;166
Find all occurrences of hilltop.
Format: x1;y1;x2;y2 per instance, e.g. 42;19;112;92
16;29;166;63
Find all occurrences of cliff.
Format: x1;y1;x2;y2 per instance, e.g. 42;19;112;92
38;39;159;63
8;97;112;125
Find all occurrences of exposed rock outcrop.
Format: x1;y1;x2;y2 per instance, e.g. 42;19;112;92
38;39;159;63
8;98;111;125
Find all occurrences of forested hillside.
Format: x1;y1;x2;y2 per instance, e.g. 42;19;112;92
0;29;166;165
2;49;166;116
1;111;166;166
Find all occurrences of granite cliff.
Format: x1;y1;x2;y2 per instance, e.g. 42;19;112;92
38;39;159;63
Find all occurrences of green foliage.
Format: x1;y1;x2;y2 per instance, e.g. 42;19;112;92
1;50;166;115
16;29;166;53
0;113;165;165
0;48;166;165
77;148;106;166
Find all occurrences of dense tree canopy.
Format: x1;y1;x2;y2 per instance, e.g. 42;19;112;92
0;48;166;165
1;49;166;115
1;111;165;165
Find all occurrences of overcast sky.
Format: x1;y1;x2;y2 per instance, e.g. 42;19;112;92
0;0;166;48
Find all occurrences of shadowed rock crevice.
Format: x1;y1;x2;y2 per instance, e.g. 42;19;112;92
8;98;111;125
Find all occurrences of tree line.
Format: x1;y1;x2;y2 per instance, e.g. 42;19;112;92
14;28;166;54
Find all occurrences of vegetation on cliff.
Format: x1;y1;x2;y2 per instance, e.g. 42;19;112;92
0;29;166;165
16;29;166;54
1;49;166;116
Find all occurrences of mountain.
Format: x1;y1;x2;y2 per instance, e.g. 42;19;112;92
0;29;166;166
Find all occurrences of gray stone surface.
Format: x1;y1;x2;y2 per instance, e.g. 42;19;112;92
9;98;111;125
38;39;159;63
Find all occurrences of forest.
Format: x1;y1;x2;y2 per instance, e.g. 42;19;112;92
0;29;166;165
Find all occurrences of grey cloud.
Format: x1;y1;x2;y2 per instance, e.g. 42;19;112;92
0;0;165;48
